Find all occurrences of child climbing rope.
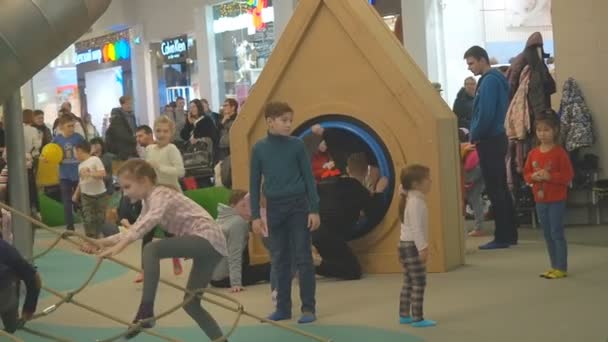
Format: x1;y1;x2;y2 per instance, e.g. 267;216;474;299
80;159;227;340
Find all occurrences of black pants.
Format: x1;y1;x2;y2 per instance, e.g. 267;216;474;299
210;246;271;288
312;226;362;280
0;284;18;333
476;134;518;244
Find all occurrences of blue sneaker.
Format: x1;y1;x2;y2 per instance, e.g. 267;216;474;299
479;241;510;250
298;312;316;324
399;316;414;324
267;311;292;321
411;319;436;328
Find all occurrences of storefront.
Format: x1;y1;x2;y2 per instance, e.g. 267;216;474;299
209;0;276;106
28;45;80;125
151;35;200;108
75;30;133;135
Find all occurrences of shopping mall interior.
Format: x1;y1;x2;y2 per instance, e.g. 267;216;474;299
0;0;607;341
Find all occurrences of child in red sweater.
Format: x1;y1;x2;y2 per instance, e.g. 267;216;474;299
524;111;574;279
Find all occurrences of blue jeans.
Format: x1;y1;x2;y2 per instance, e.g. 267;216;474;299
262;235;295;295
536;201;568;271
266;195;316;314
60;179;79;230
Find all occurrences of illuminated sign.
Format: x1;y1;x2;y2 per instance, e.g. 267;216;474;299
76;39;130;65
161;36;187;62
213;6;274;35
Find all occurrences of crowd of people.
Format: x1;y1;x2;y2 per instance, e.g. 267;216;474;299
0;43;588;338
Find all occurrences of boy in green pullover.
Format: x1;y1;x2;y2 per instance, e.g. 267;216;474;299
250;102;320;324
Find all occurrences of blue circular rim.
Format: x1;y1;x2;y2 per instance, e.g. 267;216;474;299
298;121;391;179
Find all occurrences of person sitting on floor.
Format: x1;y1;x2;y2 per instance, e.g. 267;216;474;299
211;190;270;292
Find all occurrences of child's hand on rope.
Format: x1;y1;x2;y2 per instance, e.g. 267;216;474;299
120;219;132;229
97;239;129;259
80;242;100;254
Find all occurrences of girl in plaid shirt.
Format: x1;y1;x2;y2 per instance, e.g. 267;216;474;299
81;159;227;340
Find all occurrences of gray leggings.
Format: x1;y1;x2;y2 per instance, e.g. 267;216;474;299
142;236;223;340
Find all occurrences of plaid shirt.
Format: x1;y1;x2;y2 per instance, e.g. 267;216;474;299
108;186;227;256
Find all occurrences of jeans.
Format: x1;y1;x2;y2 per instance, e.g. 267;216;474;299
465;166;485;230
266;195;316;314
59;179;79;230
477;134;518;244
262;235;296;295
536;201;568;271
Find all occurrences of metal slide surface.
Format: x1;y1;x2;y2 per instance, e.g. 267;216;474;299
0;0;112;102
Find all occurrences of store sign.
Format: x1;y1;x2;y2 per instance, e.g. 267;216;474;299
76;39;130;66
213;6;274;35
161;36;188;62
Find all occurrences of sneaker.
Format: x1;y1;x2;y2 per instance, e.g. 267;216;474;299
545;270;567;279
267;311;292;321
539;269;556;278
399;316;414;324
298;312;316;324
411;319;437;328
478;240;510;250
134;273;144;283
172;258;183;276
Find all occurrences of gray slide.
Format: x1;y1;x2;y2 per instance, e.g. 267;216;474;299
0;0;112;103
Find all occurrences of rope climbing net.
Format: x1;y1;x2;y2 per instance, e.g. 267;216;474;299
0;202;332;342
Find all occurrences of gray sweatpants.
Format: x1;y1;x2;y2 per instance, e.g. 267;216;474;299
142;236;223;340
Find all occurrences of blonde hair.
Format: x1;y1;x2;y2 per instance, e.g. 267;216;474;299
154;115;176;133
398;164;430;223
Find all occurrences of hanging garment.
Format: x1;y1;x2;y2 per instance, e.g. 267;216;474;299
506;66;532;140
559;78;594;151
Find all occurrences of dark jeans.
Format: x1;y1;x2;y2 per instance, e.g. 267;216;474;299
267;195;316;314
476;134;518;244
0;284;18;333
312;226;362;280
59;179;79;230
536;201;568;271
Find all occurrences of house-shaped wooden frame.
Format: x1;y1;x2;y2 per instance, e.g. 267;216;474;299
230;0;464;272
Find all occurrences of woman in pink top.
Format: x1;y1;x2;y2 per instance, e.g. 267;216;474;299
81;159;227;340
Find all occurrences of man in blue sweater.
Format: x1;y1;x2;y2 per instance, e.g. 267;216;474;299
464;46;518;249
0;240;42;333
250;101;320;324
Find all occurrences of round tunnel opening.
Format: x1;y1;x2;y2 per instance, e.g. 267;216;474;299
293;114;395;241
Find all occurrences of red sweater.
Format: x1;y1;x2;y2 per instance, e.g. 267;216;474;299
523;146;574;203
312;152;330;183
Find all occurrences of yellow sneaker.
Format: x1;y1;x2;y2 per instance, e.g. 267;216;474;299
545;270;568;279
539;269;555;278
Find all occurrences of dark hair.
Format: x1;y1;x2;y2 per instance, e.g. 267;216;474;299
463;46;490;64
264;102;293;119
33;109;44;117
224;98;239;113
119;95;132;105
398;164;431;223
458;129;469;143
117;159;158;184
190;99;205;118
75;140;92;153
22;109;34;124
347;152;368;176
169;101;177;108
57;114;75;125
535;110;561;142
229;189;248;206
136;125;153;135
176;96;185;102
89;137;105;154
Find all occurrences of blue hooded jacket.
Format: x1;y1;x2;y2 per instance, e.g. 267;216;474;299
470;68;510;142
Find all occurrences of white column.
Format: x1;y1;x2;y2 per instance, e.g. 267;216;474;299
129;24;154;125
401;0;430;75
195;3;220;110
273;0;298;38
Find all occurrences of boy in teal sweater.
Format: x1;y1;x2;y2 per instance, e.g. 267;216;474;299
250;102;320;324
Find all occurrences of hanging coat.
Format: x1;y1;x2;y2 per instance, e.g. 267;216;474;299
559;78;594;152
505;65;532;140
